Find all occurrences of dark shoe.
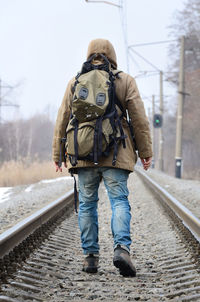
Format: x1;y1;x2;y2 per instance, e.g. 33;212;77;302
82;254;99;273
113;246;136;277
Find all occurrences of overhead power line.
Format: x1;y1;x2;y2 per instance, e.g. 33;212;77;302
129;48;177;83
129;48;161;71
85;0;121;8
128;39;178;48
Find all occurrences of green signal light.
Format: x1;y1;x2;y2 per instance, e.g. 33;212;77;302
153;114;163;128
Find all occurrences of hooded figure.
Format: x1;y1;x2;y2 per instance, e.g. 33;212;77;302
52;39;152;277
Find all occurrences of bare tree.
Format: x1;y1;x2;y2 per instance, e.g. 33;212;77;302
0;112;55;165
164;0;200;179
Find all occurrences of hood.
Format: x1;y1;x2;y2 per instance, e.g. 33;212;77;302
87;39;117;69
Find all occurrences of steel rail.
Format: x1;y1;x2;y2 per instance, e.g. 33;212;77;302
135;167;200;243
0;189;74;259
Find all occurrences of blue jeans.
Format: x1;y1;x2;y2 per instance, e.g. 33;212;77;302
78;167;131;255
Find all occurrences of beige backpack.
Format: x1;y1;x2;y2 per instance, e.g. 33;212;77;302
65;54;127;166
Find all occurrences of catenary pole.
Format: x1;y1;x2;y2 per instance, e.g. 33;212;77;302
129;48;164;171
158;71;164;171
85;0;129;73
152;95;155;168
0;79;19;123
0;79;1;124
175;36;185;178
119;0;129;73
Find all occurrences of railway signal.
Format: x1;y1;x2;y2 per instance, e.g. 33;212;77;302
153;113;163;128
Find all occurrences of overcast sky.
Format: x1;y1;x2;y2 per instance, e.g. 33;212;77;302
0;0;185;121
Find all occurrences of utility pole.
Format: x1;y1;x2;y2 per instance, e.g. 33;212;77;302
175;36;185;178
0;79;2;124
85;0;129;73
158;71;164;171
128;48;165;171
148;107;151;122
0;78;19;124
119;0;129;73
129;48;165;171
152;95;155;168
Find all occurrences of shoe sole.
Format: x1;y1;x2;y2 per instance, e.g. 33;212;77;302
113;256;136;277
82;267;98;273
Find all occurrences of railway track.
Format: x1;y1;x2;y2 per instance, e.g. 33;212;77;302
0;171;200;301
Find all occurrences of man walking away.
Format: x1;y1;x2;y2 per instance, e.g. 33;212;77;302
52;39;152;277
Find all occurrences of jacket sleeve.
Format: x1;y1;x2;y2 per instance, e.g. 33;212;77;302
52;79;74;162
125;75;153;159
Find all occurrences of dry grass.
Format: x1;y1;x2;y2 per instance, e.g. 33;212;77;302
0;160;69;187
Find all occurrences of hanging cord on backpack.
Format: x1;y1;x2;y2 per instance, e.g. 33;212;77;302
58;138;67;168
112;137;118;166
58;138;78;212
127;117;138;151
70;171;78;213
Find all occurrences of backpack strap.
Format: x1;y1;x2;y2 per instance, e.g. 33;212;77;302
93;120;99;165
111;73;127;149
97;117;103;158
88;53;110;64
69;119;79;167
74;121;78;163
112;69;122;77
93;116;103;165
112;71;125;115
81;53;111;74
115;112;127;148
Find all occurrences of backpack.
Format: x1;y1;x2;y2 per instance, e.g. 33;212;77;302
65;53;127;167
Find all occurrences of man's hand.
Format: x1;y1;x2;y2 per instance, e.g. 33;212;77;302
54;161;67;172
140;157;152;171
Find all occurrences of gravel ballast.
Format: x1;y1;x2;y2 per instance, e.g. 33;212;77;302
1;172;200;301
0;176;74;235
0;168;199;235
145;168;200;220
